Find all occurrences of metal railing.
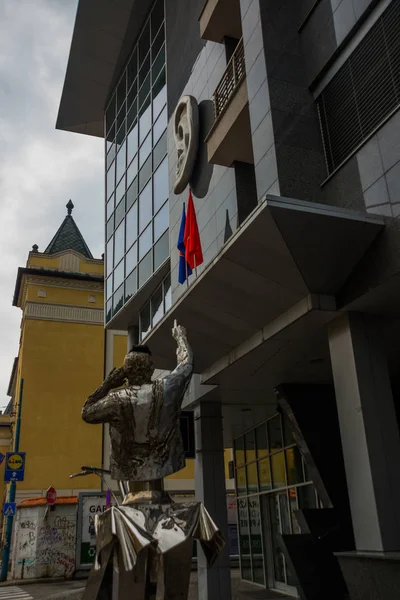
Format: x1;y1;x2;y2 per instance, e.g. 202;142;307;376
212;38;245;120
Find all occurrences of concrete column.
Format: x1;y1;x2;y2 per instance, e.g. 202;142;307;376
194;401;231;600
328;313;400;552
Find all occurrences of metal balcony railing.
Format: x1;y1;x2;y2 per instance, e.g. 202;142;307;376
212;38;245;120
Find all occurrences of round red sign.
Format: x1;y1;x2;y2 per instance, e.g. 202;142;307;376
45;486;57;505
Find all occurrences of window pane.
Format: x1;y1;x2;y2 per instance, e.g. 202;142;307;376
151;285;163;326
153;69;166;118
127;49;137;90
127;178;138;210
139;99;152;144
140;302;151;340
255;424;268;458
138;251;152;288
139;21;150;63
139;53;150;87
127;154;138;188
106;299;112;323
152;27;164;64
115;177;125;206
114;260;124;291
113;284;124;315
152;44;165;84
153;157;168;212
286;447;304;486
139;133;152;168
153;106;167;145
268;415;283;452
106;94;116;133
106;275;112;300
139;224;152;260
164;273;171;311
106;196;114;221
139;155;152;191
106;141;115;170
153;130;167;169
116;141;126;184
126;242;137;275
139;180;152;233
106;215;114;241
126;202;138;246
151;0;164;39
117;106;126;132
234;437;245;467
271;451;286;489
246;463;258;494
116;122;126;147
139;78;151;111
114;221;125;266
258;458;271;491
116;77;126;114
238;498;251;581
154;201;168;240
127;83;137;112
127;102;137;131
236;467;246;495
125;268;137;303
244;431;256;464
127;122;138;164
154;230;168;270
249;497;264;585
106;238;113;277
106;163;115;199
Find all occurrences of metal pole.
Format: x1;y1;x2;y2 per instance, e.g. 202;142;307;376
0;378;24;581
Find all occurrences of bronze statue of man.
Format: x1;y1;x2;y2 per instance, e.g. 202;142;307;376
82;320;193;485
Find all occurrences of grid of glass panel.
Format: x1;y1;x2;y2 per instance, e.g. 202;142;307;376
105;0;169;324
234;413;320;589
139;273;171;340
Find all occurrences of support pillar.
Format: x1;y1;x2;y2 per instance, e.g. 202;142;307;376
127;326;139;350
329;313;400;552
194;401;231;600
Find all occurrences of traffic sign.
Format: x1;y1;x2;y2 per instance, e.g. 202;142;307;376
4;452;26;482
3;503;16;517
45;486;57;505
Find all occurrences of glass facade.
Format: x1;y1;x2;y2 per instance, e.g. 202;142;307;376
234;414;320;592
139;273;171;341
105;0;169;324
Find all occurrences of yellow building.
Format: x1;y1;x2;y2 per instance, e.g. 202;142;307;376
5;202;234;505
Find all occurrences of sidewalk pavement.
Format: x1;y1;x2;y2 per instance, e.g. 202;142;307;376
0;570;295;599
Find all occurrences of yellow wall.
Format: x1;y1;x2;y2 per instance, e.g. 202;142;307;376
17;318;104;491
26;285;102;308
0;418;12;514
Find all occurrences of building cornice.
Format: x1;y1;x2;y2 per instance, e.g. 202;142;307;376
28;249;103;265
24;302;104;326
13;267;104;308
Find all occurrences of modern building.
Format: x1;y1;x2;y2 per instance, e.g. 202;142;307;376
57;0;400;598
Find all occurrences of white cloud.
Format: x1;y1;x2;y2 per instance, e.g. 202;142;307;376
0;0;104;406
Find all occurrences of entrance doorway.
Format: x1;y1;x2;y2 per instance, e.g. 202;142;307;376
235;413;321;598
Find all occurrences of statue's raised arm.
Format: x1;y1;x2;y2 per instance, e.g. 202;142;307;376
162;320;194;409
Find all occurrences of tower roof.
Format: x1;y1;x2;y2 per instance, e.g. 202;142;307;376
44;201;93;259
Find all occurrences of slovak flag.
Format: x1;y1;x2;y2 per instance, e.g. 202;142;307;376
177;203;192;284
184;190;203;270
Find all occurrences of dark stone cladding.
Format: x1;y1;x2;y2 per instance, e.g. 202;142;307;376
165;0;206;119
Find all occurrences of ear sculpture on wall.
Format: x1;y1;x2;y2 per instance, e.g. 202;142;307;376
173;95;199;195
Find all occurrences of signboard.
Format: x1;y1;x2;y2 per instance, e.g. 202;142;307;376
76;492;120;569
4;452;26;482
45;486;57;505
3;502;16;517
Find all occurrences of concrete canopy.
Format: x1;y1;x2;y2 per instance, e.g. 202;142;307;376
56;0;153;137
143;195;383;374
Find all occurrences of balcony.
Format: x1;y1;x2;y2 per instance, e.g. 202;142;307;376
205;39;254;167
199;0;242;43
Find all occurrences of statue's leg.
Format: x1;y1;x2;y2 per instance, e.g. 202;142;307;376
82;545;114;600
114;545;149;600
156;539;193;600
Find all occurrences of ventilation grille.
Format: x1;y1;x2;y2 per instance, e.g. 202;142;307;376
318;0;400;174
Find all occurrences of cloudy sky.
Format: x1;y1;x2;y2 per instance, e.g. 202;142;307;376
0;1;104;407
